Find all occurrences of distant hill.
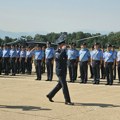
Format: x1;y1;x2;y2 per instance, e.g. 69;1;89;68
0;30;47;39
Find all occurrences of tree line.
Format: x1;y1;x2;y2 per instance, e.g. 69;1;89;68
0;31;120;48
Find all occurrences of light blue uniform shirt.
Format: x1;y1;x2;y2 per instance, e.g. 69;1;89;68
20;50;26;58
16;49;21;58
103;50;116;62
2;49;10;57
10;49;17;58
91;49;103;60
45;47;55;59
34;50;44;60
79;48;90;61
113;50;117;59
26;51;33;58
0;49;3;57
117;51;120;62
67;49;78;60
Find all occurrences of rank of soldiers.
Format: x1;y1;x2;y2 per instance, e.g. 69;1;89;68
0;42;120;86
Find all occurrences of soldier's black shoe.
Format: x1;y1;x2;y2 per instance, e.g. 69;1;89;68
46;79;49;81
105;83;109;85
65;102;74;105
46;95;54;102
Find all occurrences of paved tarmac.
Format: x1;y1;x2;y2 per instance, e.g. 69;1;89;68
0;68;120;120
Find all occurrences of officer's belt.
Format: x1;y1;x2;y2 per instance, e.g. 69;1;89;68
92;60;100;62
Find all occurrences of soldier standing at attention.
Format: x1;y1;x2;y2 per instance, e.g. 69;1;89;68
46;39;74;105
10;45;17;76
0;45;3;75
67;43;78;83
20;46;26;74
103;44;116;85
45;42;55;81
112;45;117;80
91;43;103;84
16;45;21;74
100;45;106;79
73;43;79;81
2;44;10;75
79;42;90;84
33;44;44;80
26;46;33;75
117;47;120;83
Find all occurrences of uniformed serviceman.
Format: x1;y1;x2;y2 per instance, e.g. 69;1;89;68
67;42;78;83
100;45;106;79
91;43;103;84
45;42;55;81
2;44;10;75
46;39;74;105
89;45;94;79
26;46;33;75
33;44;44;80
117;47;120;83
20;46;26;74
112;45;117;80
79;42;90;84
0;45;3;75
73;43;79;80
103;44;116;85
10;45;17;76
16;45;21;74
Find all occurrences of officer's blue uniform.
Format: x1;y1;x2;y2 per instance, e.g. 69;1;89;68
45;47;55;81
103;50;116;85
0;48;3;74
34;49;44;80
20;49;26;74
10;48;17;75
67;48;78;82
91;49;103;84
117;51;120;82
47;38;73;105
26;50;33;74
2;48;10;75
79;48;90;83
113;50;117;80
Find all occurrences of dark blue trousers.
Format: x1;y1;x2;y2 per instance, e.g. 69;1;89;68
47;73;71;103
36;60;42;80
46;58;53;81
21;57;26;74
10;57;16;75
26;57;32;74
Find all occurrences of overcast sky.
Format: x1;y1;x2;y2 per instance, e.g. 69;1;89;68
0;0;120;33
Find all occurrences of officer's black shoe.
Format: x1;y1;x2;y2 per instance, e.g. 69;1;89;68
46;95;54;102
109;83;113;85
65;102;74;105
46;79;49;81
96;81;99;84
80;81;83;83
93;81;96;84
78;76;81;78
118;81;120;83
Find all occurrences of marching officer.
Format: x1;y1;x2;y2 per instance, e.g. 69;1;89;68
46;39;74;105
91;43;103;84
20;46;26;74
45;42;55;81
2;44;10;75
117;47;120;83
0;45;3;75
79;42;90;84
103;44;116;85
10;45;17;76
26;46;33;75
67;43;78;83
34;44;44;80
112;45;117;80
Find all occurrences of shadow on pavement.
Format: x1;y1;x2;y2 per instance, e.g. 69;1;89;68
74;103;120;108
0;105;52;111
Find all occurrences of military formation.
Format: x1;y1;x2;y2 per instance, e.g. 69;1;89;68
0;42;120;85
